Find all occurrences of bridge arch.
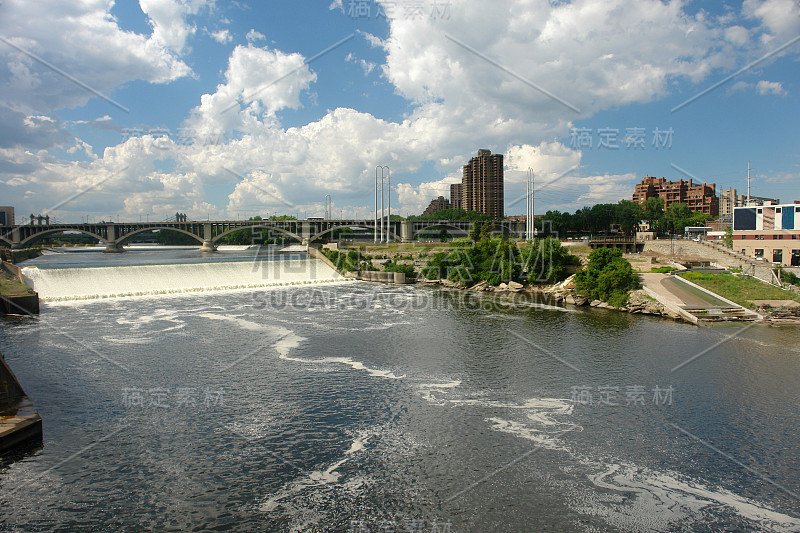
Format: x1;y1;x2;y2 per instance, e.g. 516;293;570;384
19;228;108;248
0;234;11;246
116;226;204;246
411;223;470;239
211;224;303;244
308;224;390;243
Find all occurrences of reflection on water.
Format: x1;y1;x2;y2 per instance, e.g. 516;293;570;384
0;248;798;531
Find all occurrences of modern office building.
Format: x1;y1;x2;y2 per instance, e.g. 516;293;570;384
0;206;14;226
632;176;718;216
422;196;451;216
733;202;800;266
450;149;504;218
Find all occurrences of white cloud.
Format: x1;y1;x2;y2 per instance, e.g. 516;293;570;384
0;0;195;118
139;0;210;53
246;29;267;43
185;44;317;135
756;80;787;96
208;29;232;44
743;0;800;41
345;52;377;75
4;0;799;220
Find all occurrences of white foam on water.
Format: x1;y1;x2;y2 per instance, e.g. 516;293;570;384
582;461;800;531
278;354;405;380
417;381;799;531
258;431;373;513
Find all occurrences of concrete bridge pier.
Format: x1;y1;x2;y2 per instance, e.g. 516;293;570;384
400;220;413;243
10;228;23;249
103;224;124;253
201;223;217;252
104;243;124;253
301;221;311;246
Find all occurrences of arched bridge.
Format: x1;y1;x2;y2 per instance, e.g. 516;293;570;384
0;219;526;252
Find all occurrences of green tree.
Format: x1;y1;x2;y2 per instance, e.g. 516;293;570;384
723;226;733;249
664;203;693;235
574;247;641;307
643;197;665;230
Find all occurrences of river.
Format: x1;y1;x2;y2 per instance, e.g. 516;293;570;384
0;246;798;531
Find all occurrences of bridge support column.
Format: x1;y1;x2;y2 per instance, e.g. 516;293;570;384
301;221;311;246
400;220;413;243
201;223;217;252
10;228;22;249
103;224;124;253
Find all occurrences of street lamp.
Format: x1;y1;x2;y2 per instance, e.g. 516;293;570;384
375;166;390;243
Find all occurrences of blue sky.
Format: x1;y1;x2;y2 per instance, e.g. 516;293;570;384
0;0;798;222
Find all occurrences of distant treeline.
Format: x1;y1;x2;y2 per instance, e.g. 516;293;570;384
539;198;712;236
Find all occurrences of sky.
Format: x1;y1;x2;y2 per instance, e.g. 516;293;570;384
0;0;799;223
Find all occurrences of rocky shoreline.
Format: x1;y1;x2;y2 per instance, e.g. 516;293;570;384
417;274;683;321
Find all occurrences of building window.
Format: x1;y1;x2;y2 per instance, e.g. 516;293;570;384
755;249;764;258
773;249;783;263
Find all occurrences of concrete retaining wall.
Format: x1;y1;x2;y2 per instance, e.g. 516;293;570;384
642;240;779;285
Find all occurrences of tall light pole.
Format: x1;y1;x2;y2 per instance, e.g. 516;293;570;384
324;194;331;219
526;168;535;240
376;166;390;243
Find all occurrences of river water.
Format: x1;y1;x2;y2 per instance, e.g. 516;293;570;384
0;246;799;531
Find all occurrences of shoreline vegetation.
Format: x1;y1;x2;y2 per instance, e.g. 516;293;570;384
324;239;683;320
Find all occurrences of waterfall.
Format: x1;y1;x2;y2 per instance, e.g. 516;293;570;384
21;258;346;302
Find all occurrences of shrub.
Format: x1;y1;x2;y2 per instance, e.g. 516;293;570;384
575;248;641;306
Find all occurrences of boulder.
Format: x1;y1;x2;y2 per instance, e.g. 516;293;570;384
470;280;490;291
496;283;509;292
508;281;524;292
573;296;589;306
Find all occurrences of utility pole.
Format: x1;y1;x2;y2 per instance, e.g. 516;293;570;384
746;160;751;205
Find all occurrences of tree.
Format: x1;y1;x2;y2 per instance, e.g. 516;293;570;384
664;203;693;235
574;247;641;307
723;226;733;249
469;221;481;242
643;197;665;229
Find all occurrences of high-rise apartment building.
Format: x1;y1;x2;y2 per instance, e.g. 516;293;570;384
450;149;504;218
449;183;462;211
720;188;779;217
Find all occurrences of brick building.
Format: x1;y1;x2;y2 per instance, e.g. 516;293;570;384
632;176;718;216
422;196;451;216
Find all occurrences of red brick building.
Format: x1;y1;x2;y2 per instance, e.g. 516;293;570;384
632;176;718;216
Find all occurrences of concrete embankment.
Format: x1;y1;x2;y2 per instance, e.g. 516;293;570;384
0;260;39;315
0;352;42;455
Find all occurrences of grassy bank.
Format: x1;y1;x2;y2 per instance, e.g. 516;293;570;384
0;272;34;298
678;272;800;308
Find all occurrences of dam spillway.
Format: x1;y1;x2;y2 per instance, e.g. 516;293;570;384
21;256;345;302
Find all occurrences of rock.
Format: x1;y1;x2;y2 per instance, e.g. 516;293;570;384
496;283;509;292
470;280;490;291
564;295;576;305
573;296;589;306
590;300;602;307
508;281;524;292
